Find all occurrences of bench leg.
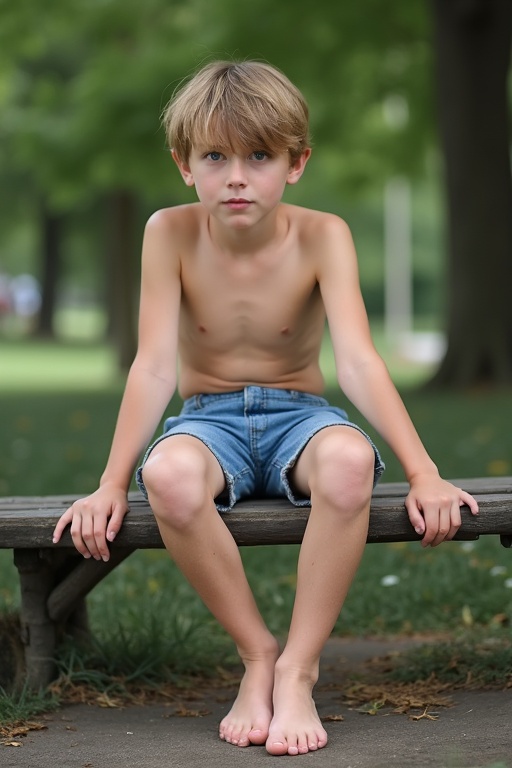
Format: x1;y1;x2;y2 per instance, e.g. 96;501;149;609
13;549;58;689
47;547;135;625
13;547;136;689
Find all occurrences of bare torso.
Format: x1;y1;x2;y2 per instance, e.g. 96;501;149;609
172;203;328;398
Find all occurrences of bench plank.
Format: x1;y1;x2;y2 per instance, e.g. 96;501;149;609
1;485;512;549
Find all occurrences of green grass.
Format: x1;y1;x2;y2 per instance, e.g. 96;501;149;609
387;629;512;687
55;608;234;690
0;684;59;726
0;338;122;393
1;335;511;717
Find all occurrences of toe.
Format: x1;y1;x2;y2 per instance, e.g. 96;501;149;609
295;733;309;754
286;735;299;756
248;728;267;746
316;728;328;749
266;739;289;756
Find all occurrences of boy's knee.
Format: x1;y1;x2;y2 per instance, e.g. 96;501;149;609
142;442;211;528
310;429;374;511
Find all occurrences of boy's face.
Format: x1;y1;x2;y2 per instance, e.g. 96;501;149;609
172;144;310;230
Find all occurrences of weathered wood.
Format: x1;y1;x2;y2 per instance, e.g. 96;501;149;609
13;550;58;689
47;547;135;623
1;480;511;549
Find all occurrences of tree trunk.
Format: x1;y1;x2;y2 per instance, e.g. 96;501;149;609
430;0;512;387
36;200;63;338
106;190;139;372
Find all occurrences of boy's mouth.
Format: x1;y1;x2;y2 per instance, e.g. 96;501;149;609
224;198;252;209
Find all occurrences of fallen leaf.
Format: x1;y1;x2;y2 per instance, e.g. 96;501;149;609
0;721;47;746
172;704;211;718
95;693;122;709
356;700;386;716
409;708;439;721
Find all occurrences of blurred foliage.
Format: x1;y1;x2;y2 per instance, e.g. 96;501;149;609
0;0;442;320
3;2;508;384
0;1;434;210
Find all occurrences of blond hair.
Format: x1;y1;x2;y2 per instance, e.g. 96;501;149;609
163;60;310;163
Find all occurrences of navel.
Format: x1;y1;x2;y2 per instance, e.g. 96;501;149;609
198;324;207;333
280;326;290;335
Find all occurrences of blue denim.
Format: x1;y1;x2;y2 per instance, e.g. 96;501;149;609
136;386;385;512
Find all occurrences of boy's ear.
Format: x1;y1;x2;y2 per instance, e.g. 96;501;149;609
286;148;312;186
171;149;195;187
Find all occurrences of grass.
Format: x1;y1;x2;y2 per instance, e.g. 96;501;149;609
0;684;59;726
54;608;234;690
1;332;511;721
386;629;512;688
0;337;122;393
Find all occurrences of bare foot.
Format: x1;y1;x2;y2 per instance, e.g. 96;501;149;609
219;640;279;748
266;664;328;756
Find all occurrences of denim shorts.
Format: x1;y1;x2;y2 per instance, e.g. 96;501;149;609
136;386;385;512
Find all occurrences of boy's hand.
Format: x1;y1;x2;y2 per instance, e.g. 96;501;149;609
52;485;129;562
405;475;479;548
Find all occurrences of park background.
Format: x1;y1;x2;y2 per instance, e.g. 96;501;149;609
1;0;512;712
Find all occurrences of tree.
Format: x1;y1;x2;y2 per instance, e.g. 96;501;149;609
37;200;64;337
430;0;512;387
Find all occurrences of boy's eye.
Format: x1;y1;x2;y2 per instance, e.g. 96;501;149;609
206;151;224;161
250;151;268;161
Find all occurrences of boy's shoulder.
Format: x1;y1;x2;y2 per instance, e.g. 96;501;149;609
145;203;204;234
143;203;353;254
141;205;204;265
284;203;353;243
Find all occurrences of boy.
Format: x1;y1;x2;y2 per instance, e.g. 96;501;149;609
53;60;479;756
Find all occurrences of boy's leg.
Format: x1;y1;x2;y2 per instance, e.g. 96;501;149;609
142;435;279;747
267;425;374;756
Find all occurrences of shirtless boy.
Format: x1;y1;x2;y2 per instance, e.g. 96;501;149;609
53;60;479;756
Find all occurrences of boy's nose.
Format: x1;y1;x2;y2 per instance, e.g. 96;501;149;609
226;157;247;187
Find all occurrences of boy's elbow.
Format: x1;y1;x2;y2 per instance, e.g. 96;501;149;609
336;351;388;390
130;355;177;391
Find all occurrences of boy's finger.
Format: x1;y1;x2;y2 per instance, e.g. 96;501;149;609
460;491;479;515
107;505;128;542
419;504;440;547
446;501;462;540
69;524;93;559
75;516;102;560
404;498;425;535
93;524;111;562
52;509;74;543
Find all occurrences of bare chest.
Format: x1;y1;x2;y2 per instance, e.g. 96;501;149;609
179;249;322;348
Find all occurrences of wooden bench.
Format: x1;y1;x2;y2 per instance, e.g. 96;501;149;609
1;476;511;690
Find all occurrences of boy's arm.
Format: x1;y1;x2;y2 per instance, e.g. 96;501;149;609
52;211;182;561
317;216;478;547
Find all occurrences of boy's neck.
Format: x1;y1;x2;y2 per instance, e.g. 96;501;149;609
207;205;288;256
